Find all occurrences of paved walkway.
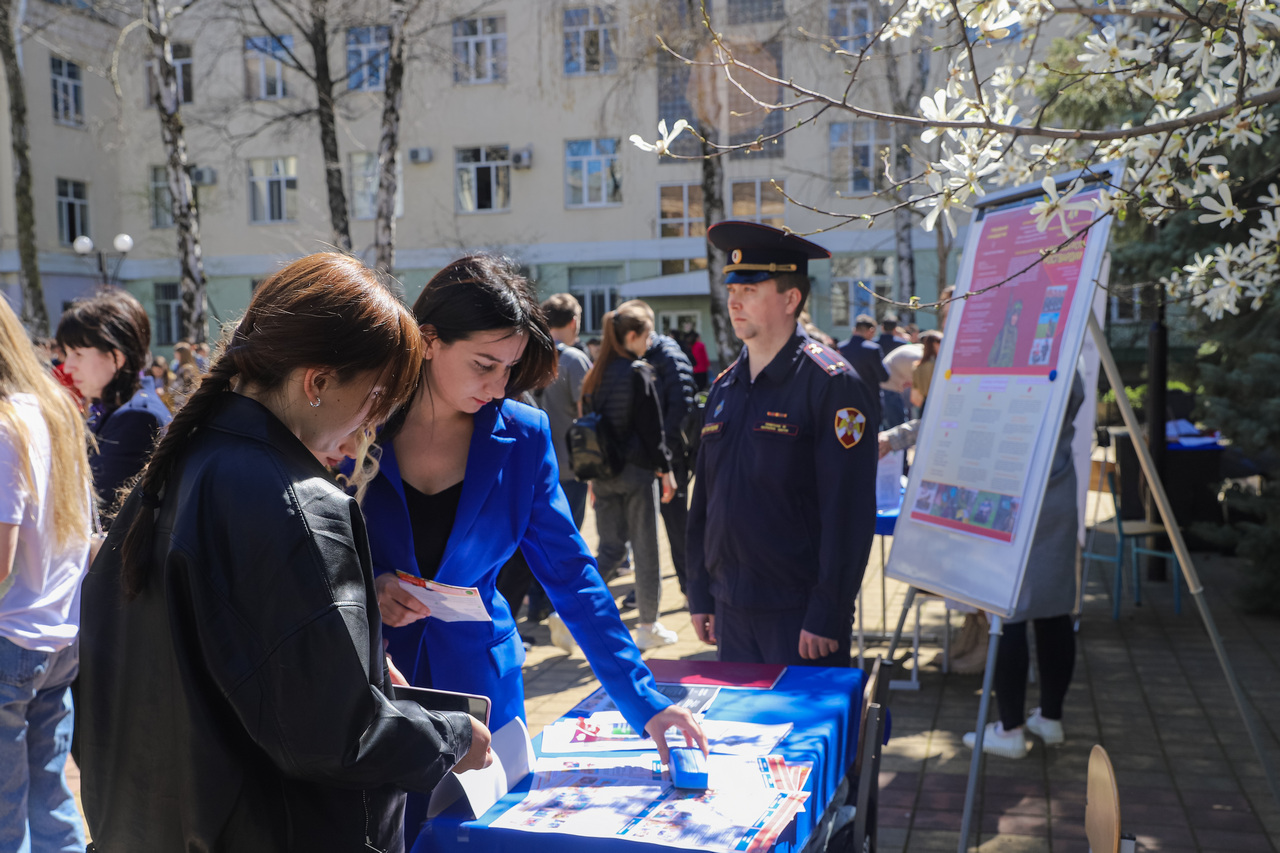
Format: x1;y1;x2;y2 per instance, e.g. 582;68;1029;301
70;492;1280;851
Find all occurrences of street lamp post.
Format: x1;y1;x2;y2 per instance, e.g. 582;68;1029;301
73;233;134;287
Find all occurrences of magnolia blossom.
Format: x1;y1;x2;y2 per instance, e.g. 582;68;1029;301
1029;179;1093;237
628;119;688;156
1198;185;1245;228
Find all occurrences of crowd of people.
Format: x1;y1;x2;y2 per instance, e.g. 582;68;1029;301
0;220;1073;851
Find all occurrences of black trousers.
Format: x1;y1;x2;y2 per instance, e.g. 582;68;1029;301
714;598;851;668
994;614;1075;730
660;465;690;593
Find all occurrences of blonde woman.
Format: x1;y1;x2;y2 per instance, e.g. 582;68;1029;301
0;297;95;852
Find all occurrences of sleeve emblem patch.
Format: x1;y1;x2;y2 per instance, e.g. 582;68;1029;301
834;407;865;449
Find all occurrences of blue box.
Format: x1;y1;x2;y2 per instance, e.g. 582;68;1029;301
669;747;709;790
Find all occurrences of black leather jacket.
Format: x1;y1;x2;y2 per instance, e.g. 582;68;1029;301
78;393;473;853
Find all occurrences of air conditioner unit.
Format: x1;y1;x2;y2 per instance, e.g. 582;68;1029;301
512;146;533;169
190;166;217;186
408;147;433;165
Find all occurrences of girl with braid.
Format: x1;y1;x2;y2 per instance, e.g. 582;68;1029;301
77;253;490;853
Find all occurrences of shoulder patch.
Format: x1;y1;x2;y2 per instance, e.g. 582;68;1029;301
802;341;857;378
834;407;866;449
713;355;741;386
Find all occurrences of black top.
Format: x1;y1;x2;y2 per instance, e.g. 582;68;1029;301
403;479;464;581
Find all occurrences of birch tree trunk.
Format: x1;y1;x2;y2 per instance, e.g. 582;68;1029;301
145;0;207;342
310;0;352;252
881;25;931;325
700;138;734;367
0;0;46;334
373;0;406;274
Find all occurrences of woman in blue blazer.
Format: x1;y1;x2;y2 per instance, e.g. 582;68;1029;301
357;256;704;838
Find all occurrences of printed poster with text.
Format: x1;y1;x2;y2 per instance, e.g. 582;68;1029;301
911;193;1098;544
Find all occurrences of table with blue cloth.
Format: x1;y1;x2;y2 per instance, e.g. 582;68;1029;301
413;665;868;853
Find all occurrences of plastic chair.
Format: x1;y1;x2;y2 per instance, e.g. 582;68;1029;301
1086;745;1136;853
1083;472;1180;619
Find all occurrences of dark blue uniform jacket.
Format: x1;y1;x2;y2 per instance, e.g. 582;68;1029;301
686;334;879;640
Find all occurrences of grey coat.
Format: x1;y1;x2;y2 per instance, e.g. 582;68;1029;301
1011;372;1084;622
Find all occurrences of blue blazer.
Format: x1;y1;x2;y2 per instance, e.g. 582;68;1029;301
361;399;668;734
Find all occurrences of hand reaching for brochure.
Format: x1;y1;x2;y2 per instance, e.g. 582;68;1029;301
374;572;432;627
644;705;709;768
455;716;494;774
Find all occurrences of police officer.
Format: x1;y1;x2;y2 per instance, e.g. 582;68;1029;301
686;222;878;667
837;313;888;428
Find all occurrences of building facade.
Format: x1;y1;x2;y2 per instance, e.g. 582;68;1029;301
0;0;963;361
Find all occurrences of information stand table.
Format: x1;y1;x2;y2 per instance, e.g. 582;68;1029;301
413;665;868;853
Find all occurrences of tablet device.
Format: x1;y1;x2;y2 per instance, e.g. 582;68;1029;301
393;685;491;726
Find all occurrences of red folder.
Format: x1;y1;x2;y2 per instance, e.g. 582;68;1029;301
646;659;786;690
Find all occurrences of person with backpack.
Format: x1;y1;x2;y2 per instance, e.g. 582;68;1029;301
580;302;679;650
620;300;696;598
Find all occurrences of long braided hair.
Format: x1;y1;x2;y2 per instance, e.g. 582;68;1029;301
117;252;424;598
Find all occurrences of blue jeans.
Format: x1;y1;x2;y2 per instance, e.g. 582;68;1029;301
0;637;84;853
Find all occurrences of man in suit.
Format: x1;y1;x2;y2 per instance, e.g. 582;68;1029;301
837;314;887;428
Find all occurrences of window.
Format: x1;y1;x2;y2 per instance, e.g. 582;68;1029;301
453;16;506;83
349;151;403;220
659;311;701;338
151;166;173;228
731;179;785;228
248;156;297;223
154;282;180;346
145;44;194;105
565;139;621;207
830;0;874;51
1111;288;1141;324
728;40;784;158
830;120;892;193
563;7;617;75
659;184;705;238
832;255;893;319
347;26;389;91
56;179;88;245
51;58;83;126
661;258;708;275
568;266;621;333
830;281;850;327
726;0;785;24
656;51;704;158
244;35;291;100
455;146;510;213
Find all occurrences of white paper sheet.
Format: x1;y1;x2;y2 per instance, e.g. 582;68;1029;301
877;450;905;510
427;716;535;818
396;571;491;622
491;753;810;852
539;714;791;756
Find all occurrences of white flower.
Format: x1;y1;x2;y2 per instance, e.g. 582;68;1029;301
915;171;970;237
976;9;1021;40
919;91;966;143
1029;178;1094;237
1133;64;1183;103
628;119;689;156
1197;185;1245;228
1077;26;1151;73
1258;183;1280;207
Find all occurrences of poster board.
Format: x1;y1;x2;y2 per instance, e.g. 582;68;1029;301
884;165;1120;618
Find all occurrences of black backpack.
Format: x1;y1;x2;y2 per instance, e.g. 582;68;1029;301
567;405;624;481
679;390;710;469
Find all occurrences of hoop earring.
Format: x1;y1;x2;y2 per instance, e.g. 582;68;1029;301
309;398;321;408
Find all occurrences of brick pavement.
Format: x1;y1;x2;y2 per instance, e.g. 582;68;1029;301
69;493;1280;851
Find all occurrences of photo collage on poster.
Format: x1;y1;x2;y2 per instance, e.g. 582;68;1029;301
913;480;1020;542
1029;285;1066;367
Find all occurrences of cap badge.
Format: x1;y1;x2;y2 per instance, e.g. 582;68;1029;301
731;249;742;264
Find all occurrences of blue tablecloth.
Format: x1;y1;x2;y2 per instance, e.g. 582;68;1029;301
413;666;867;853
875;507;899;537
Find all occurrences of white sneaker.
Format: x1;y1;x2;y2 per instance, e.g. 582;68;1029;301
1025;708;1065;746
634;621;678;650
962;722;1028;759
547;612;576;655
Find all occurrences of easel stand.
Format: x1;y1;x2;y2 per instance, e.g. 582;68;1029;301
879;316;1280;853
